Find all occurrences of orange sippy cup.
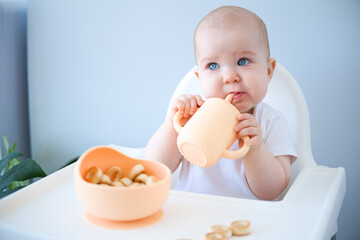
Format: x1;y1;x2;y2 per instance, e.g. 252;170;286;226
173;94;250;167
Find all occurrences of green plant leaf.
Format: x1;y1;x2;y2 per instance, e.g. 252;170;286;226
7;156;21;170
0;186;25;199
9;180;29;190
2;134;9;153
9;142;17;153
0;135;47;199
0;159;46;191
0;152;23;173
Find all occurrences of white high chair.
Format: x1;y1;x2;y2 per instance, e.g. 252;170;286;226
110;62;345;239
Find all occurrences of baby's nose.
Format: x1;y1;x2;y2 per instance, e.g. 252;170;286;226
223;70;240;84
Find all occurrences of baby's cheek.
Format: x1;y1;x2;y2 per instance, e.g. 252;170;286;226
200;83;222;99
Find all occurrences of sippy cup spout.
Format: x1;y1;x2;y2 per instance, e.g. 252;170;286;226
225;93;235;103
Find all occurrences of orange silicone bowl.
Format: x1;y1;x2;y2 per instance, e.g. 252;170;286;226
74;146;171;221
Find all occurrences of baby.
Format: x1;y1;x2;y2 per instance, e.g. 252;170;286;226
145;6;297;200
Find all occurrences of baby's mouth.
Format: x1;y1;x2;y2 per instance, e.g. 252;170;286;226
229;91;245;101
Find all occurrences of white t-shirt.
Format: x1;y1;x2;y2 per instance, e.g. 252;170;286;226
175;102;298;199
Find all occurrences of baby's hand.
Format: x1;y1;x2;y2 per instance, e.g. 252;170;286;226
170;94;205;120
235;113;262;151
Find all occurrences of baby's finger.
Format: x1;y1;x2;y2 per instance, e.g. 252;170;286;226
245;135;261;147
171;101;185;119
237;126;260;138
177;96;191;118
237;113;253;121
195;95;205;106
184;99;193;118
234;118;257;132
189;97;198;115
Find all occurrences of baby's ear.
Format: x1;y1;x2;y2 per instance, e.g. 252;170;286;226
267;58;276;82
194;68;199;78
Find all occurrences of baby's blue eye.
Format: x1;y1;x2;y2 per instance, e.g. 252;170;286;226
208;63;219;70
238;58;250;66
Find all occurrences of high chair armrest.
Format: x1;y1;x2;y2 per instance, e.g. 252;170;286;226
283;167;346;239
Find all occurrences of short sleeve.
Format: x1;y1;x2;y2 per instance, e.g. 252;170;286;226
255;103;298;164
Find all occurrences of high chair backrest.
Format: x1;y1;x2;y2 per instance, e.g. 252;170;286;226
168;63;317;191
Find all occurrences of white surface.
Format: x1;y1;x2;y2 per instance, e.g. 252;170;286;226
0;163;345;240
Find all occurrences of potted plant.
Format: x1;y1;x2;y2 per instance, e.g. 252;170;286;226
0;135;46;199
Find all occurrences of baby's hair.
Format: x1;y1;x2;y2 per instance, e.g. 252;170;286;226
194;6;270;61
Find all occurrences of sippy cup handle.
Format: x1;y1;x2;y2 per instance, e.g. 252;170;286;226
222;136;250;159
173;111;184;134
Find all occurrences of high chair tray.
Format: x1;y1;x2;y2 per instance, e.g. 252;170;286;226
0;163;345;240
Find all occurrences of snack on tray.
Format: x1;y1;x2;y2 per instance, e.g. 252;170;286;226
210;225;232;238
105;166;123;182
84;164;158;188
134;173;149;183
111;181;125;187
128;164;145;180
84;166;103;184
100;174;111;185
230;220;251;236
120;177;133;186
204;220;251;239
204;231;227;240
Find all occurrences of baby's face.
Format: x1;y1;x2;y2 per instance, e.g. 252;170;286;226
194;22;275;113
